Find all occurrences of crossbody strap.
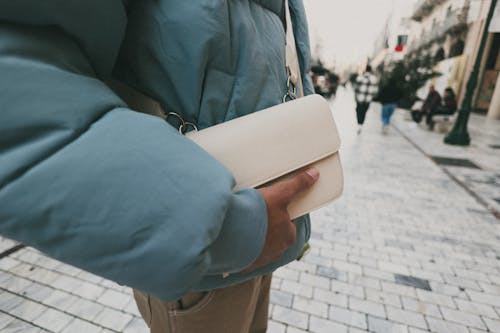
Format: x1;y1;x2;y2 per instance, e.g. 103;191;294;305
284;0;304;98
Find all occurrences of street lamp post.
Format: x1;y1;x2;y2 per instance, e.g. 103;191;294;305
444;0;497;146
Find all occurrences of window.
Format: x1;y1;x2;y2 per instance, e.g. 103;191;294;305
449;39;465;57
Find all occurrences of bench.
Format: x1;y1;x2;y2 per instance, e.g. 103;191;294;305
430;113;456;133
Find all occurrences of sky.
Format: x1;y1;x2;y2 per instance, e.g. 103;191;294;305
303;0;418;69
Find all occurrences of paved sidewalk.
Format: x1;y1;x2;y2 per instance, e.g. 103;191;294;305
1;87;500;332
391;109;500;218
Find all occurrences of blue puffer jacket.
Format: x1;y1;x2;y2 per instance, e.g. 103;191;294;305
0;0;313;301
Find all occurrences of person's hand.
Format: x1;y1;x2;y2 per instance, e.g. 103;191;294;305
243;168;319;273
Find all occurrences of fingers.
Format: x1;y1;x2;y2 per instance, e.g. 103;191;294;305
279;167;320;203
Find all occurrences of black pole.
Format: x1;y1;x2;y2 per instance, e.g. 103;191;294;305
444;0;497;146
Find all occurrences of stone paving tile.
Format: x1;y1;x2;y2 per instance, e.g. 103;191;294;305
60;318;102;333
386;306;428;330
0;257;20;272
454;298;499;319
415;289;456;308
440;306;487;330
394;274;431;291
271;289;294;308
349;327;369;333
2;318;49;333
442;273;482;291
9;298;47;322
349;297;386;318
123;317;149;333
467;289;500;307
42;289;79;311
292;296;328;318
268;320;286;333
92;307;133;332
0;291;24;314
407;328;429;333
123;299;141;317
367;315;409;333
425;316;469;333
316;266;340;280
299;272;330;290
365;287;401;308
381;281;418;298
483;317;500;333
0;313;15;331
309;316;348;333
71;281;106;301
313;288;348;308
32;307;74;332
281;280;313;298
272;305;309;330
96;288;132;310
469;329;490;333
349;274;382;291
328;304;367;329
287;327;308;333
274;267;300;281
400;296;442;318
65;298;105;322
0;238;19;254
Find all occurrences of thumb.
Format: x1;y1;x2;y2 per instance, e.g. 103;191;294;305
280;167;320;203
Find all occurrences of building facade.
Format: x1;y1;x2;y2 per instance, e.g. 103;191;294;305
406;0;499;118
371;0;499;118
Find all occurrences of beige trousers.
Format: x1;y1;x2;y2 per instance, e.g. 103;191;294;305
134;275;272;333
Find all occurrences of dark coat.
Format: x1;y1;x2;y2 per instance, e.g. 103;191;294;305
377;79;403;105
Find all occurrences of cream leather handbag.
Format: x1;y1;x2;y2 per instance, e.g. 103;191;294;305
187;0;343;218
187;94;343;219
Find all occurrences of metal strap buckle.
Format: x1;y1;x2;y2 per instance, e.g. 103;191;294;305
283;66;297;102
165;112;199;134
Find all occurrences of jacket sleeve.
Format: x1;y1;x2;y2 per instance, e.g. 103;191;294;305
0;3;267;301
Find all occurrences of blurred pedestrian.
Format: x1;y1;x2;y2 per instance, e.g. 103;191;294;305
354;65;379;134
377;77;403;134
426;87;457;129
411;85;441;123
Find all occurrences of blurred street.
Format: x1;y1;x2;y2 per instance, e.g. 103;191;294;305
1;87;500;333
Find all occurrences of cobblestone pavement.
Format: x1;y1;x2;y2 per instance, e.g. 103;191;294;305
1;87;500;332
390;108;500;218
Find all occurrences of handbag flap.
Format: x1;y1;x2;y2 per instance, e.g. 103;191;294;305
188;94;341;190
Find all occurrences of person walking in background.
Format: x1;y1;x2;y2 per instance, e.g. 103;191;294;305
411;85;442;123
377;77;403;134
354;65;379;134
425;87;457;129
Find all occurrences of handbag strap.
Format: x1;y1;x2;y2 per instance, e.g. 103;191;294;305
284;0;304;99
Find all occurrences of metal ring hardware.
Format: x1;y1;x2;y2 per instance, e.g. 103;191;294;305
166;112;198;134
181;121;199;134
283;66;297;103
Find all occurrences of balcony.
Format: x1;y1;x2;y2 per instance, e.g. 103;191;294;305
407;8;468;55
426;9;468;43
420;31;433;48
441;9;468;34
411;0;447;22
